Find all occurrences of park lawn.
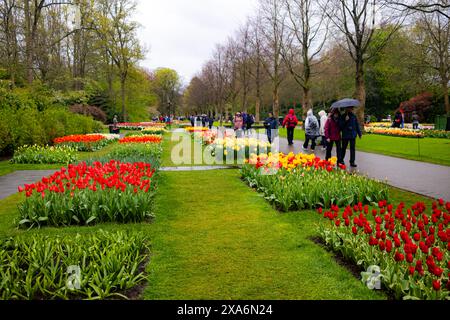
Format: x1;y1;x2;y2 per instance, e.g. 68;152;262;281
0;133;438;300
276;128;450;166
0;169;386;300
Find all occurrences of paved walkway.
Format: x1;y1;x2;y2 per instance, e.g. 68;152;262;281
0;170;56;200
275;137;450;201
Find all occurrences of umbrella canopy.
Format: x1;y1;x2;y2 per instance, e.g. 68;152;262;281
331;99;361;110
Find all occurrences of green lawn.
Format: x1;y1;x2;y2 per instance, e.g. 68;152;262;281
276;128;450;166
0;132;438;300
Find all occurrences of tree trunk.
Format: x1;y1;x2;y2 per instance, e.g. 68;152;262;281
120;74;127;122
273;85;280;118
24;0;33;84
255;96;261;122
443;79;449;114
354;62;366;128
302;86;312;118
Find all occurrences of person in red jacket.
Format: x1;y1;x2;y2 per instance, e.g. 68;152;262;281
282;109;299;145
324;109;342;162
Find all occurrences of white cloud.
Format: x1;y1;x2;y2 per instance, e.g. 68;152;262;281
135;0;258;83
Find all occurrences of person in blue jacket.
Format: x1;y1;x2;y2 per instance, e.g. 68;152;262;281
339;107;362;167
264;112;278;144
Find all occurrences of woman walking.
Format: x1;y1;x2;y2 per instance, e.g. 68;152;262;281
302;109;320;151
233;112;244;138
318;110;328;150
324;109;342;162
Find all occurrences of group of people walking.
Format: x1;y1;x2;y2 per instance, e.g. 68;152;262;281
233;112;256;137
190;115;214;129
282;107;362;168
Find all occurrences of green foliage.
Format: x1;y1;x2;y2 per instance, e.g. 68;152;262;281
0;231;149;300
0;88;104;155
89;143;162;169
241;165;389;211
11;145;78;164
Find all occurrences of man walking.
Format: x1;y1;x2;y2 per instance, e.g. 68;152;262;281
339;107;362;167
282;109;299;146
264;112;278;144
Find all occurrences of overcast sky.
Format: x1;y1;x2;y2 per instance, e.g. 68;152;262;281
135;0;258;84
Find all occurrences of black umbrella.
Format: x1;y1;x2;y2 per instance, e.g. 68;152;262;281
331;98;361;110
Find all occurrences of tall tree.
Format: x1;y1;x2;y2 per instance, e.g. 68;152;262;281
151;68;182;116
415;2;450;113
326;0;404;124
94;0;143;121
259;0;287;118
282;0;329;117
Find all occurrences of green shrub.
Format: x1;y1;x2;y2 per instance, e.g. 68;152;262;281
0;231;149;300
11;145;78;164
0;87;104;155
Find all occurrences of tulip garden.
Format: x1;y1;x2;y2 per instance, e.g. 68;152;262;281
0;122;448;301
317;199;450;299
241;153;389;211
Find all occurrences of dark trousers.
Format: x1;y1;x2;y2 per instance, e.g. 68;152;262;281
326;140;341;161
267;129;272;144
341;139;356;164
303;135;317;150
321;136;327;148
287;127;295;145
413;122;419;129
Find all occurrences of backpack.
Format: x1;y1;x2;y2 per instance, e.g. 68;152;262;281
287;115;296;127
309;117;318;130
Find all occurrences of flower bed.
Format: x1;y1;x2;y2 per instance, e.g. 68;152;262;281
88;133;121;140
0;231;149;300
210;137;272;161
54;134;112;152
17;161;157;228
11;145;78;164
89;143;162;169
193;130;218;145
317;199;450;300
241;152;388;211
119;135;163;144
185;127;209;133
367;123;435;130
364;127;424;138
142;127;167;135
117;122;166;130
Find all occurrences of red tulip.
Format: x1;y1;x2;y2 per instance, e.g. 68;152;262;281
394;252;404;262
406;253;414;264
433;280;440;291
352;226;358;235
386;240;393;253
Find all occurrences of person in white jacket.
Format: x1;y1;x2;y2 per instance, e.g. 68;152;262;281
318;110;328;150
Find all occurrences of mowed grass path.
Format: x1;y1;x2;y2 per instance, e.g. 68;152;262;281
276;128;450;166
144;169;384;300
